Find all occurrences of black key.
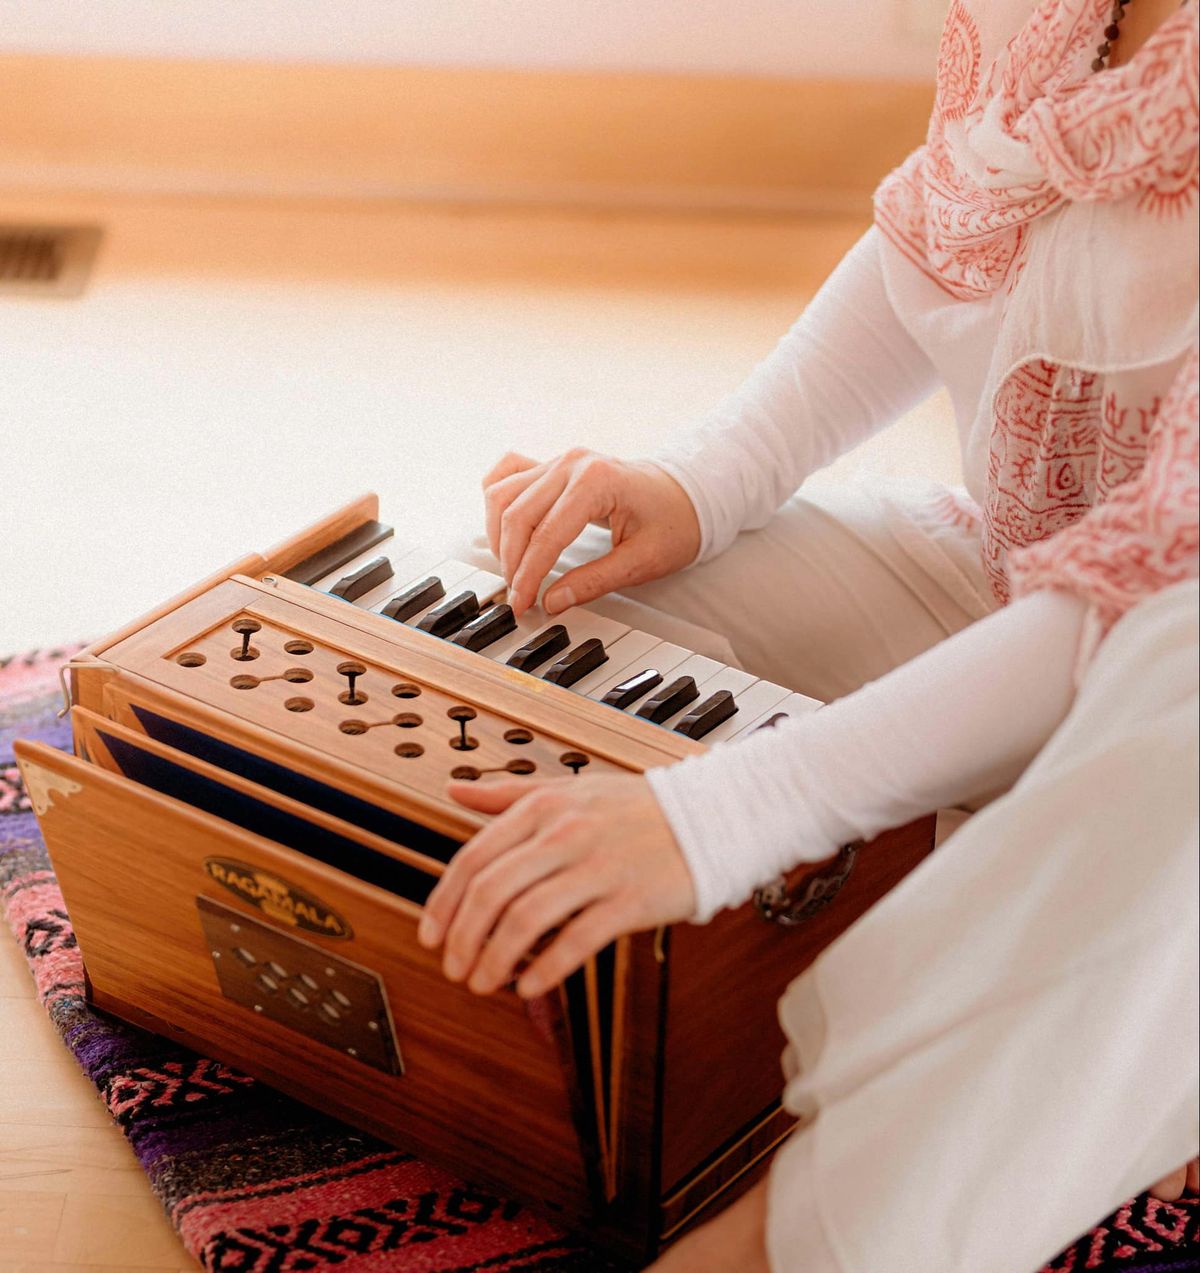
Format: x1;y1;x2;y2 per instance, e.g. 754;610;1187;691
451;603;517;652
636;675;699;724
755;712;790;732
543;638;608;688
328;555;393;602
601;668;663;709
673;690;738;739
507;624;570;672
284;520;392;586
415;590;479;638
380;576;445;622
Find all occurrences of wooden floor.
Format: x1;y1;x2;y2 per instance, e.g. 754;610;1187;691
0;934;194;1271
0;190;960;1270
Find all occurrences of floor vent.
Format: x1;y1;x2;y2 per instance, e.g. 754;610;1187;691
0;224;103;298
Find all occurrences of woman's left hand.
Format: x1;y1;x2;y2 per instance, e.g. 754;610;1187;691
416;773;695;998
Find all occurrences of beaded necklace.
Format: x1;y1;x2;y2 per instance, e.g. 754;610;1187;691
1093;0;1191;71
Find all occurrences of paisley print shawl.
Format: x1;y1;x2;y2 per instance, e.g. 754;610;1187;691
873;0;1199;637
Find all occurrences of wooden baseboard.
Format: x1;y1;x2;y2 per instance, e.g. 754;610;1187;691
0;55;932;213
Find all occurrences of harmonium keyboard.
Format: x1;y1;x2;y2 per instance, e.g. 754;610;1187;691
16;494;936;1262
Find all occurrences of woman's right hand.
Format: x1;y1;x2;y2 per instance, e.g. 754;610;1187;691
482;449;702;617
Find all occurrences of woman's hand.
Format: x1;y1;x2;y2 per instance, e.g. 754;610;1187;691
416;773;696;997
482;449;701;617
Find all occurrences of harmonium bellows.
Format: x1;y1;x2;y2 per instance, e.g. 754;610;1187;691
16;493;935;1261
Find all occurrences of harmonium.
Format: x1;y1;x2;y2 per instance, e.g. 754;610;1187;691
16;494;935;1262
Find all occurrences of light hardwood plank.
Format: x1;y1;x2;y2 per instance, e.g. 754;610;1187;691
0;1124;160;1199
0;1190;66;1260
53;1192;191;1268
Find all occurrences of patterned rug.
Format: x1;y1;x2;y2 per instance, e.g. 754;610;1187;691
2;646;1197;1273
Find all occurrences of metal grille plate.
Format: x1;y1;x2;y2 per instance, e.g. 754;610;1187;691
197;894;402;1075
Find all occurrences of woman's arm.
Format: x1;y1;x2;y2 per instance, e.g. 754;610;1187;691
483;227;940;616
650;587;1088;921
653;226;939;562
416;587;1089;989
659;345;1199;919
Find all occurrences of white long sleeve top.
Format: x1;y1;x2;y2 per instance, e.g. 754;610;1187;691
647;228;1087;920
647;215;1194;921
644;0;1198;919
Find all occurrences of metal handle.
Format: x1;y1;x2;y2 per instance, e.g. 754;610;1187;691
752;843;859;927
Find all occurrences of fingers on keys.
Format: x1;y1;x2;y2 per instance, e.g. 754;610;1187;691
542;539;654;615
505;460;619;611
500;467;577;597
483;451;542;559
490;449;622;616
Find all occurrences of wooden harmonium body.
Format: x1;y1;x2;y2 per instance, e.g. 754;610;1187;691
16;494;935;1261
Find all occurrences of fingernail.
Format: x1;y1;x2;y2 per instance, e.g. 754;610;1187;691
417;916;435;947
443;955;464;981
467;972;492;995
507;588;523;614
544;586;574;615
517;974;542;999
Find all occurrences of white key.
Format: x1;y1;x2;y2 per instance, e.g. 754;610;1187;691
376;557;479;627
352;543;449;613
651;663;758;733
402;566;508;638
310;533;400;593
488;607;632;676
585;637;695;704
537;609;631;686
566;629;660;697
451;568;508;609
702;678;792;745
726;689;822;739
778;690;823;716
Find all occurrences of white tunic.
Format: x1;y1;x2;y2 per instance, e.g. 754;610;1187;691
632;1;1199;1267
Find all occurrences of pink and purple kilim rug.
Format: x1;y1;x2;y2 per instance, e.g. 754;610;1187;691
2;647;1197;1272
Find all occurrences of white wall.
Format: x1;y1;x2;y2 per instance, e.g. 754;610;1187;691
0;0;944;79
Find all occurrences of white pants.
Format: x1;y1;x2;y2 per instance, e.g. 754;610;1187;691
460;479;1200;1272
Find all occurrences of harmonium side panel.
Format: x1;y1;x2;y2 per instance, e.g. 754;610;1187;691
14;740;595;1220
658;815;937;1199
